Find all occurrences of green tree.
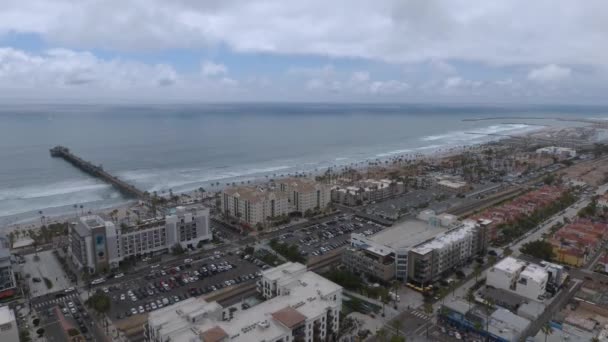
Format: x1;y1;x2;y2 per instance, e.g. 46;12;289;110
171;243;185;255
465;290;476;310
423;303;433;339
376;328;387;342
85;292;111;316
483;298;495;342
474;264;483;283
541;322;553;342
520;240;556;261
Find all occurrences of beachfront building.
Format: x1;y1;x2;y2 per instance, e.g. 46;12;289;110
0;306;18;342
146;263;342;342
331;179;405;206
536;146;577;159
0;234;16;299
486;257;549;301
221;186;290;227
278;178;331;215
69;207;211;273
407;220;487;287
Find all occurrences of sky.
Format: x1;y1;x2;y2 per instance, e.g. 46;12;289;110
1;1;608;104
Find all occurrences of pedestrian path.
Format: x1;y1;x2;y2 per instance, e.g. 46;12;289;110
33;292;78;309
409;309;431;320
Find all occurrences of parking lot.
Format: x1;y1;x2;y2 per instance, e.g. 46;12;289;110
104;252;262;321
276;214;386;257
365;188;454;221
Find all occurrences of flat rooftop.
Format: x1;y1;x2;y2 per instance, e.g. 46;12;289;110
261;262;306;282
369;218;445;250
521;264;549;283
0;306;15;325
412;222;476;255
148;269;342;342
493;256;527;275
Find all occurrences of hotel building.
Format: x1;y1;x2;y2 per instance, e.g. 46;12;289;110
69;207;211;273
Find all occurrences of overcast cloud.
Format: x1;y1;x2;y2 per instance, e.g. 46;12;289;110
0;0;607;103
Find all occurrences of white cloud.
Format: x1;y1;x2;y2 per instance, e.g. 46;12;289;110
350;71;370;83
201;60;227;77
444;77;463;88
220;77;238;87
0;47;178;88
2;1;608;67
369;80;410;94
443;76;482;89
527;64;571;82
430;59;455;74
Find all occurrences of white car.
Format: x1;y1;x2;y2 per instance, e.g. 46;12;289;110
114;273;124;279
130;308;138;315
138;306;144;314
64;287;75;293
151;303;157;310
120;294;126;301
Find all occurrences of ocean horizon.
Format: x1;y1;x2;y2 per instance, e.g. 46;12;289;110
0;102;606;227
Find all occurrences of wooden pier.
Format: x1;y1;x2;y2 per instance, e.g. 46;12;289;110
50;146;148;200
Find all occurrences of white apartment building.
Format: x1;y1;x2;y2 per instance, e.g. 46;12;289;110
147;263;342;342
70;207;211;273
486;257;549;301
278;178;331;214
0;306;18;342
536;146;577;159
221;186;290;227
408;220;485;285
331;179;405;206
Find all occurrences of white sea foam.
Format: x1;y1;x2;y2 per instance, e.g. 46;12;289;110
0;180;110;201
421;124;531;142
375;149;413;157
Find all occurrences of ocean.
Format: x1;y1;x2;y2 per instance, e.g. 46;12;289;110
0;103;606;227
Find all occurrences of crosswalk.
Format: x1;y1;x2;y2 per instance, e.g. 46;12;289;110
409;309;431;320
33;293;78;309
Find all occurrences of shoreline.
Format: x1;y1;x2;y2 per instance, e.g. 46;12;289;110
0;124;563;233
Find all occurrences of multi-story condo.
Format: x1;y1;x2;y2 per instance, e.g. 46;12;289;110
486;257;550;301
0;306;18;342
278;178;331;214
69;206;211;273
343;217;447;283
146;262;342;342
221;186;289;227
331;179;405;206
408;220;487;286
0;234;16;299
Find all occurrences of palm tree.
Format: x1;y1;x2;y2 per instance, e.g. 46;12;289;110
483;298;495;342
541;322;553;342
465;290;476;310
423;303;433;339
474;264;483;283
376;328;387;342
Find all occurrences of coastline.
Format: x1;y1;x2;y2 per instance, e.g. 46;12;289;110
0;124;556;235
